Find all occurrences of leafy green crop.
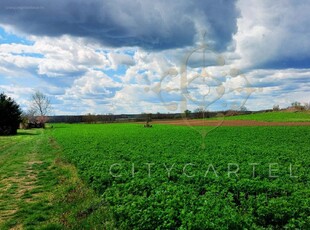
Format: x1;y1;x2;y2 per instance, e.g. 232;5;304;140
51;123;310;229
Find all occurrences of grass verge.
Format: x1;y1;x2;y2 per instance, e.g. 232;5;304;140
0;128;115;229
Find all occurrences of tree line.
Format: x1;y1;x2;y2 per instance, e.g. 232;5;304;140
1;90;309;135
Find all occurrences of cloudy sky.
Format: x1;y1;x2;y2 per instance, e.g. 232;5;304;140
0;0;309;115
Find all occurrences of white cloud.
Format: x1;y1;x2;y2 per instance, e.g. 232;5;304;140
240;68;310;110
0;84;34;111
0;34;110;77
61;70;122;98
1;0;310;115
108;52;135;70
0;41;42;77
233;0;310;69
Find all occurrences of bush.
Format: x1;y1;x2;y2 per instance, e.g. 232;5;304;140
0;93;22;135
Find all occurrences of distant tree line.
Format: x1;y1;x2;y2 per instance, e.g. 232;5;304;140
37;101;310;125
273;101;310;112
47;113;181;124
1;89;309;136
47;110;253;124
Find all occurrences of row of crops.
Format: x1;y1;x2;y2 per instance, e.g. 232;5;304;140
51;123;310;229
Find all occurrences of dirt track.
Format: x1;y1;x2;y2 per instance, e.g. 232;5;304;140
151;119;310;126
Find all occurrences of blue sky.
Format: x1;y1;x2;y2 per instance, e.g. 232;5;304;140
0;0;309;115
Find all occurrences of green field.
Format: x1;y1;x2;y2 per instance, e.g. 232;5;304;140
51;123;310;229
1;120;310;229
212;111;310;122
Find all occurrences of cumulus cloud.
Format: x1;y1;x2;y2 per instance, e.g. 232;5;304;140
59;70;122;105
1;0;309;114
238;68;310;110
0;84;33;108
108;52;135;70
0;35;109;77
0;0;239;51
233;0;310;69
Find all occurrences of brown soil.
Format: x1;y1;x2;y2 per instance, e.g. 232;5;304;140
151;119;310;126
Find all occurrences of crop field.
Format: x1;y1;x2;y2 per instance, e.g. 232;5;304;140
2;1;310;229
50;123;310;229
211;111;310;122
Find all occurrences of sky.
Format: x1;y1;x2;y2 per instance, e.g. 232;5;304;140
0;0;309;115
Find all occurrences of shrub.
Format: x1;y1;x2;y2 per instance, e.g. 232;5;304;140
0;93;22;135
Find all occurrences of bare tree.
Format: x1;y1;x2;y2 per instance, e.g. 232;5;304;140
30;91;52;127
194;107;206;118
303;102;310;111
290;101;305;111
273;104;280;111
240;105;248;112
83;113;97;124
26;107;37;123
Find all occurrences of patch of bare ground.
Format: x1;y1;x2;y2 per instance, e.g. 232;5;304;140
27;161;43;165
10;224;23;230
0;157;43;226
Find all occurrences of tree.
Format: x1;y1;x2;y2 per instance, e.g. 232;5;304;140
273;104;280;111
143;113;152;128
290;101;304;111
83;113;97;124
240;105;248;112
25;107;37;124
0;93;22;135
29;91;52;127
20;112;30;129
194;107;206;118
304;102;310;111
184;109;192;119
291;101;301;107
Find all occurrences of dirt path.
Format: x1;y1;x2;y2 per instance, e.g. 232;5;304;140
151;119;310;126
0;129;116;229
0;159;43;229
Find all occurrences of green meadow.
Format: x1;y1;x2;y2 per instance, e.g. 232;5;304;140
1;115;309;229
213;111;310;122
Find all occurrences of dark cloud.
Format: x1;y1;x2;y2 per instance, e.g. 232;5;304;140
259;57;310;70
0;0;239;50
